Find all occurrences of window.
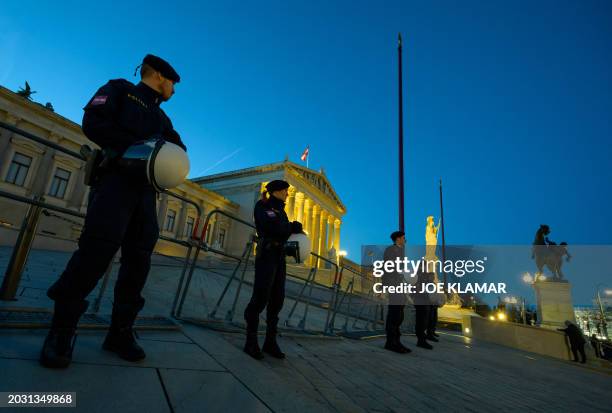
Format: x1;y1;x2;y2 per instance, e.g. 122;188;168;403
5;152;32;186
184;216;195;237
164;209;177;232
218;228;226;248
48;168;71;199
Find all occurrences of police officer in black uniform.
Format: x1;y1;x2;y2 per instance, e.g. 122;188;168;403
40;54;186;368
243;180;303;360
383;231;411;353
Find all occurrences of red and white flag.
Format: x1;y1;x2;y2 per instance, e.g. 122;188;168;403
300;146;309;162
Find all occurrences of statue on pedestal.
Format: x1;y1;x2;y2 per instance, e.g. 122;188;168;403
531;224;572;281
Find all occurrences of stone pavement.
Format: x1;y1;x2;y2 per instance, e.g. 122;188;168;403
1;324;610;412
1;248;611;412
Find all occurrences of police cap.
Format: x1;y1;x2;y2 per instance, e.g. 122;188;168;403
266;180;290;193
143;54;180;83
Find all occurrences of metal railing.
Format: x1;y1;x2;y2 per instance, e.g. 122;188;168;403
0;121;389;336
0;122;202;314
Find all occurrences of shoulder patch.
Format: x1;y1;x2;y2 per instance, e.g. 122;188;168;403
266;210;277;218
91;95;108;105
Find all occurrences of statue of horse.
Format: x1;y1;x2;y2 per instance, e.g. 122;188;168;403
531;225;571;281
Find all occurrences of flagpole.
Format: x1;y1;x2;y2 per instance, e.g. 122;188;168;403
398;33;405;233
439;179;447;287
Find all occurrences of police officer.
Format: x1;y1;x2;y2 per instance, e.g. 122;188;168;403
40;54;186;368
383;231;411;353
243;180;303;360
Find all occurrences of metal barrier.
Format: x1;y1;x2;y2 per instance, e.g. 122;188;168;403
0;121;389;336
0;122;202;317
327;264;385;334
284;253;339;334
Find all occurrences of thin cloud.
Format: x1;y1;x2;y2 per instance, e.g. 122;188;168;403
195;147;244;176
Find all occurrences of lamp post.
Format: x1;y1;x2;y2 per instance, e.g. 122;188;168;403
595;283;609;340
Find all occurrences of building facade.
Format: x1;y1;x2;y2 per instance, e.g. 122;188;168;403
0;85;238;255
193;161;346;267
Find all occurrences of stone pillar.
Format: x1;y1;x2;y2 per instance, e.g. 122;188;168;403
286;186;296;221
303;198;312;235
309;205;320;266
175;201;188;238
294;192;305;224
157;193;169;229
334;219;341;253
0;115;19;166
318;210;328;268
29;145;56;197
67;165;87;208
327;215;335;250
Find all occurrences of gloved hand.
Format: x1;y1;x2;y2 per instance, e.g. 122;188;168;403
291;221;303;234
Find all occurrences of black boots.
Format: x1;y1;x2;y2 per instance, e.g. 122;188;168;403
102;299;146;362
417;338;434;350
262;326;285;359
243;318;264;360
40;299;89;368
384;328;411;354
384;337;412;354
243;321;285;360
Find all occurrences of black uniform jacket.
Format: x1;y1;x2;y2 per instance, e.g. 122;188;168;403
254;196;292;246
82;79;186;154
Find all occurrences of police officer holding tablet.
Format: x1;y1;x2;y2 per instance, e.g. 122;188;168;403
40;54;186;368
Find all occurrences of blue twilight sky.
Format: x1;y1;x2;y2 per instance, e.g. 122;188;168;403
1;1;611;298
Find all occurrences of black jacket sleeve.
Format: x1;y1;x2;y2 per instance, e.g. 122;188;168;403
255;203;292;239
81;80;134;154
161;110;187;151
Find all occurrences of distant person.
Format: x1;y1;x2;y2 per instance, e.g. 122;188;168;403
557;320;586;363
382;231;411;353
590;334;602;358
412;269;434;350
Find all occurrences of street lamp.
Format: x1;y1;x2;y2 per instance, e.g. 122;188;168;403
595;283;609;340
337;250;347;266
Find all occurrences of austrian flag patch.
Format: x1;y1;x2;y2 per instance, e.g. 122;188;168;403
91;95;108;105
266;211;276;217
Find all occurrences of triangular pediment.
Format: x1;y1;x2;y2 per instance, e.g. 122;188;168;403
285;162;345;214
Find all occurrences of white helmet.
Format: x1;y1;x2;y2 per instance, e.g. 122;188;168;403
286;233;311;264
119;139;190;191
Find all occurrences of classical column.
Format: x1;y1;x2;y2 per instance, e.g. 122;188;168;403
318;210;329;268
327;215;335;250
303;198;312;235
157;193;169;228
175;200;188;238
286;186;296;221
294;192;305;224
309;204;320;266
29;143;56;197
334;219;341;253
0;115;19;166
67;165;87;208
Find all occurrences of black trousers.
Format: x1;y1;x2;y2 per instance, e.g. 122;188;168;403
414;305;431;340
47;172;159;310
244;245;286;334
427;305;438;336
571;343;586;362
385;305;405;340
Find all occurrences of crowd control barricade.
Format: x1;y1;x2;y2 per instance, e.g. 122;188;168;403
0;121;201;329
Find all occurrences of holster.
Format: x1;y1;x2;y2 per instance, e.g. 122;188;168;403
80;145;118;186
